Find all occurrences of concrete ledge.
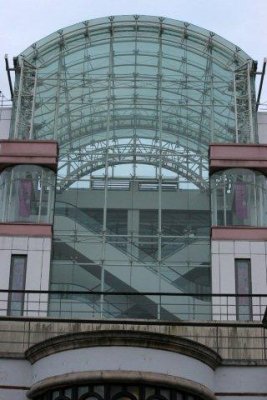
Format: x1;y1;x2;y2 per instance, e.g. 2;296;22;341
25;330;221;370
27;370;217;400
0;140;58;171
211;226;267;240
0;320;264;363
0;223;52;237
209;144;267;174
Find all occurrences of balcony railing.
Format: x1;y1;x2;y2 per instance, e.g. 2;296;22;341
0;289;266;322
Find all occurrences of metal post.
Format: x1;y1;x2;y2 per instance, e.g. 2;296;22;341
47;173;55;223
101;18;114;317
211;182;217;225
253;173;257;225
223;172;227;226
14;58;24;138
29;69;37;139
38;169;44;223
133;17;138;179
7;169;14;221
233;73;239;143
53;43;63;140
247;61;254;142
258;177;264;226
1;172;9;222
210;73;215;142
157;20;163;320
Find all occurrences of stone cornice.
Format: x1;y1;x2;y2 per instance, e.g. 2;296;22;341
25;329;221;370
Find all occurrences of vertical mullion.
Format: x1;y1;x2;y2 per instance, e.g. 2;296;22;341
258;177;264;226
157;21;163;319
38;169;44;223
105;383;111;400
47;172;55;223
139;384;145;400
1;171;9;222
72;385;78;400
53;36;63;141
133;16;138;178
233;72;239;143
247;60;254;142
223;172;227;226
29;68;38;139
101;18;114;317
14;59;24;138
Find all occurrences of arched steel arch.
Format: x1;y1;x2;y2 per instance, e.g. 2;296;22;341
56;140;209;191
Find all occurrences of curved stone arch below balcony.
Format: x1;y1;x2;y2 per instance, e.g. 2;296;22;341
25;330;221;399
27;371;218;400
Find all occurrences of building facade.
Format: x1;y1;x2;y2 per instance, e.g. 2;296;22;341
0;15;267;400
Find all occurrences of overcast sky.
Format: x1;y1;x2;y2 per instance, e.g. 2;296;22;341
0;0;266;108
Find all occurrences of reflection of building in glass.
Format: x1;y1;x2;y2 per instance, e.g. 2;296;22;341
0;15;267;400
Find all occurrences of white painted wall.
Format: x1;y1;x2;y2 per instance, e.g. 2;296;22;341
0;388;28;400
211;240;267;320
0;359;30;400
0;107;11;139
258;112;267;144
215;366;267;395
32;346;215;391
1;349;267;400
0;236;51;316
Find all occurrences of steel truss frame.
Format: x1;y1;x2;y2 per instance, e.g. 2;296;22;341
11;16;257;190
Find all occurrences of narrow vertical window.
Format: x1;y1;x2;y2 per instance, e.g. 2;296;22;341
235;258;252;320
8;255;27;316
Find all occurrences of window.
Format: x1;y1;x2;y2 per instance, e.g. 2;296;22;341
0;165;55;224
211;169;267;227
8;255;27;316
36;382;203;400
235;259;252;320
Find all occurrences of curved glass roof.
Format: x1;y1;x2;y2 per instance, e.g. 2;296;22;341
12;15;256;188
20;15;253;64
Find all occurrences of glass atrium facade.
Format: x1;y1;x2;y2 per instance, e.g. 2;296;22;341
6;15;258;320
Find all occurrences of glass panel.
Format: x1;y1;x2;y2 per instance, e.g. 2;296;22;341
64;388;72;397
49;261;101;319
145;387;156;399
211;169;267;227
94;386;105;397
0;165;55;223
110;386;123;397
78;386;89;396
51;392;60;400
159;389;170;399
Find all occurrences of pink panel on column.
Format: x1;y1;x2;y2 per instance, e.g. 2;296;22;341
0;140;58;171
211;226;267;240
0;223;52;237
233;181;248;220
18;179;33;217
